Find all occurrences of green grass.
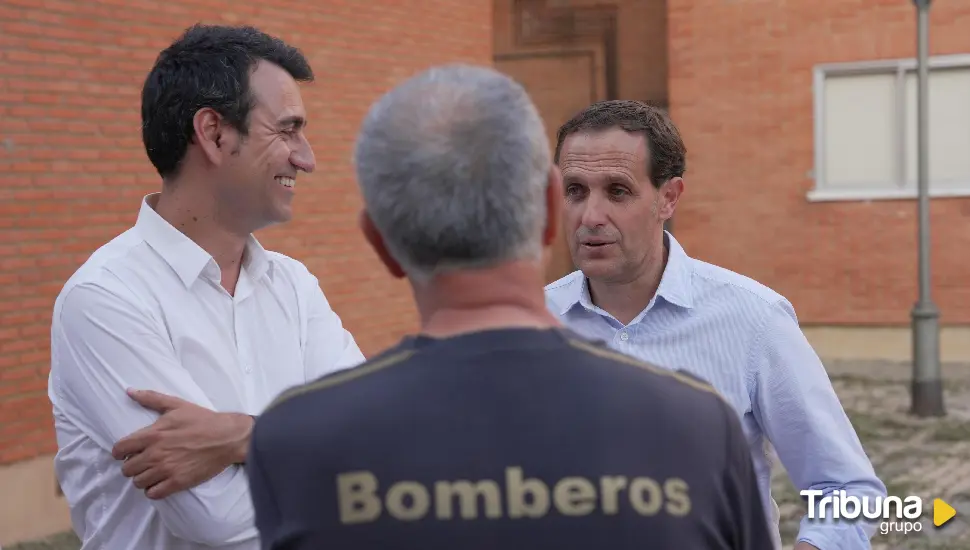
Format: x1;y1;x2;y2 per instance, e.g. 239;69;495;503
929;421;970;442
846;411;923;442
6;532;80;550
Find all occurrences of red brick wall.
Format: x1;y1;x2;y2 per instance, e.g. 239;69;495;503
0;0;492;465
668;0;970;325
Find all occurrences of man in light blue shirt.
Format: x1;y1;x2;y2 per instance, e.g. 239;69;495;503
544;99;887;550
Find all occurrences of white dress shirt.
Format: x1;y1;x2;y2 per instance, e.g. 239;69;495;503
48;194;366;550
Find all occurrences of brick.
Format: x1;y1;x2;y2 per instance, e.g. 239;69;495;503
0;446;38;464
666;0;970;326
0;365;37;382
19;351;50;365
0;0;490;465
489;0;968;324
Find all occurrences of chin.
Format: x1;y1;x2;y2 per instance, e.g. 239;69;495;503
269;205;294;223
253;212;291;232
576;259;620;280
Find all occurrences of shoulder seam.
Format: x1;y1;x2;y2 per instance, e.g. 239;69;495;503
691;267;787;308
566;338;730;406
265;250;299;265
263;349;417;414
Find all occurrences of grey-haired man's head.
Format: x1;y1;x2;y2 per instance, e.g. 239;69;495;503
353;64;559;284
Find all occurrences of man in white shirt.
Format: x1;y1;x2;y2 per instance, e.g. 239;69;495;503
47;24;365;550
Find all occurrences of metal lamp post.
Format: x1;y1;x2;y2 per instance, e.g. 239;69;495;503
910;0;945;417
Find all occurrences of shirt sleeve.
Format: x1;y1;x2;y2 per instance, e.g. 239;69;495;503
50;281;258;546
300;270;366;381
748;299;888;549
719;398;776;550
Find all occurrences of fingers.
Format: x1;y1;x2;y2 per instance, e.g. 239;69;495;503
120;452;151;479
112;426;155;460
114;389;188;460
133;467;167;491
146;478;179;500
126;389;186;414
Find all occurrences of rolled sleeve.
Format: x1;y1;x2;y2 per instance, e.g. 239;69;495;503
748;300;887;549
51;281;258;546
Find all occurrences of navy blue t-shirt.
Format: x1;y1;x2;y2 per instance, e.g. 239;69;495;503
247;328;773;550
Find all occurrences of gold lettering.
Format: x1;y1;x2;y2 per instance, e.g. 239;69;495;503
628;477;663;516
506;466;550;518
434;480;502;520
553;477;597;516
336;471;381;524
599;476;628;515
335;469;693;523
385;481;430;521
664;478;691;516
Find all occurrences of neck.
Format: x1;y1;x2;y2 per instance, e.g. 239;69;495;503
152;181;249;293
412;260;561;339
588;239;668;325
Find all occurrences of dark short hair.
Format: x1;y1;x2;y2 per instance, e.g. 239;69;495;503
554;100;686;188
141;24;314;180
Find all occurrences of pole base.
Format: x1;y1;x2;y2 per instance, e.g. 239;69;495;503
911;379;945;417
910;302;944;417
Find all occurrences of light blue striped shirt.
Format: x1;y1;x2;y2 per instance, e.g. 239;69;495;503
545;231;886;550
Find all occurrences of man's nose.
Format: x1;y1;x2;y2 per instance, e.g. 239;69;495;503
579;194;609;228
290;134;316;174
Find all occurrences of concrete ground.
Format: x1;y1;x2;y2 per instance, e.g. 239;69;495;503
10;360;970;550
774;360;970;550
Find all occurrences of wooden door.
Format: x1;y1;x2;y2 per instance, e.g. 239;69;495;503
495;49;605;283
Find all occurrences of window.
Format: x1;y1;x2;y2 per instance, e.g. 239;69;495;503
810;54;970;201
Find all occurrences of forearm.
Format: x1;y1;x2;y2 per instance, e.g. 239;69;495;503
227;413;255;464
796;479;887;549
152;465;257;545
144;413;259;543
750;301;887;549
54;284;260;545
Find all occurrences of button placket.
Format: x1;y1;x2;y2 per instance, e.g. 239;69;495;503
232;299;253;376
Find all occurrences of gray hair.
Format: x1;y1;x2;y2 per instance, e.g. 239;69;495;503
353;64;551;283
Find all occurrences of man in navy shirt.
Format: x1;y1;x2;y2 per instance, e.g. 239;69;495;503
246;64;774;550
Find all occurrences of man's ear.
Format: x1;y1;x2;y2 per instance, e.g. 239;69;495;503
542;164;563;248
659;176;684;221
358;210;406;279
192;108;231;167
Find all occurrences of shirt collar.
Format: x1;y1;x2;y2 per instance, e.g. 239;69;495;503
562;230;694;315
653;230;694;309
135;193;274;288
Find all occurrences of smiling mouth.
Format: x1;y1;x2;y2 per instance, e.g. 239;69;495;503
582;242;613;247
276;176;295;189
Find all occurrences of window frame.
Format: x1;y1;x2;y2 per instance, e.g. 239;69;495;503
810;53;970;202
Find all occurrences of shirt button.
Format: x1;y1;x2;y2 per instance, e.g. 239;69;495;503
619;332;629;341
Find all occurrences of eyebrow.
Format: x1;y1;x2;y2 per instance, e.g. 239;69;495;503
563;174;636;188
277;115;306;130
